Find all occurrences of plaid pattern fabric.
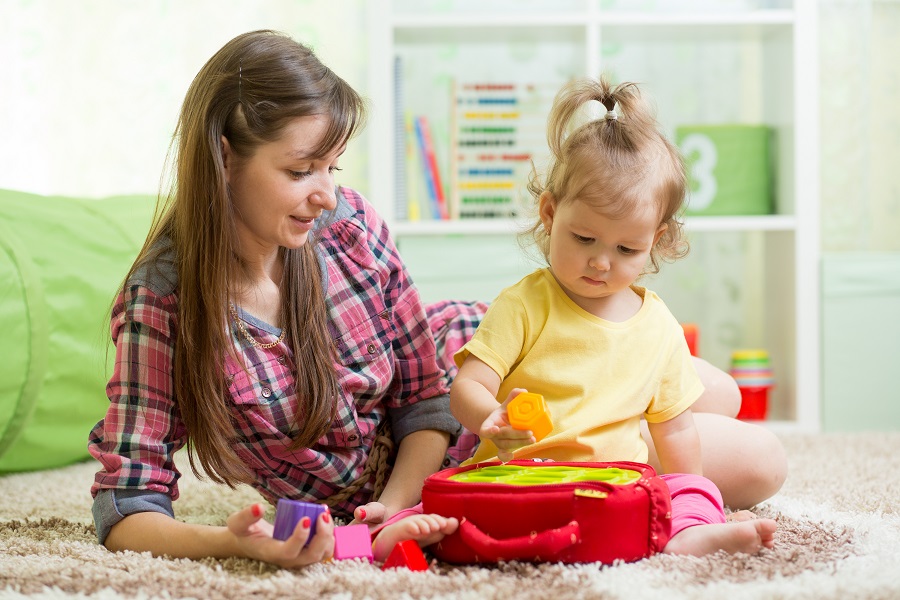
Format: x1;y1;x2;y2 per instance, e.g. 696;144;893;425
88;187;487;519
426;299;489;466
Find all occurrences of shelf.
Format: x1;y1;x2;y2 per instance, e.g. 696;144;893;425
369;0;820;431
393;14;590;29
391;219;525;237
684;215;797;232
392;10;794;26
391;214;797;237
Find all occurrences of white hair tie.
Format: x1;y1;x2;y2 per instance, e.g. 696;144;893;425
605;109;618;121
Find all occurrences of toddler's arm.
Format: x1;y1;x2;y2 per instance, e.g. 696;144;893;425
450;356;535;462
646;409;703;476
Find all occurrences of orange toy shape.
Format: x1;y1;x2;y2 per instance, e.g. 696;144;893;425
507;392;553;441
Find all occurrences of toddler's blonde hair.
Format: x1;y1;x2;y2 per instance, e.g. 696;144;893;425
524;76;688;274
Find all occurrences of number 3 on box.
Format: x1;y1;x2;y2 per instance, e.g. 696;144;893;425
680;133;718;211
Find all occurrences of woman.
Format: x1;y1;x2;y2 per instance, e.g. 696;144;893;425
89;29;462;567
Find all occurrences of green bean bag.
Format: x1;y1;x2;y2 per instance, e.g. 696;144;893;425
0;190;156;472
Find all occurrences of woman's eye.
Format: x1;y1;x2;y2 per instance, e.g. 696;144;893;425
289;170;312;180
328;166;343;174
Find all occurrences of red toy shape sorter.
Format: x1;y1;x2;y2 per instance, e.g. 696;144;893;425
422;460;671;565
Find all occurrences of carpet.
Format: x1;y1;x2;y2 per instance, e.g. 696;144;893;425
2;432;899;599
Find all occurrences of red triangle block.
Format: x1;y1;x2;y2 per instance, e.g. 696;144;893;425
381;539;429;571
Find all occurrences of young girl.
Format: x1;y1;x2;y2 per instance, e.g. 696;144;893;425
449;77;777;556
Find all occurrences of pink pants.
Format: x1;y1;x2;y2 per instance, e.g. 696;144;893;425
375;472;725;542
661;473;727;536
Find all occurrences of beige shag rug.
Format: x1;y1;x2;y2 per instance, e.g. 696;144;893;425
2;432;900;600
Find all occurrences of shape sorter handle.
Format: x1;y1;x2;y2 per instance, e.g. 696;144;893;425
457;517;581;562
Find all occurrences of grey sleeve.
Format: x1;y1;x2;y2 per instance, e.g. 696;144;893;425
92;488;174;545
388;393;463;444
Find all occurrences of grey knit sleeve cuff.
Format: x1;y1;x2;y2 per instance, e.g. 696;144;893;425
388;394;463;445
92;488;174;545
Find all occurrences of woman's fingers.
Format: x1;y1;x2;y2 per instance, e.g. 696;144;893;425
278;516;315;558
353;501;387;525
280;511;335;566
301;511;335;562
226;503;265;536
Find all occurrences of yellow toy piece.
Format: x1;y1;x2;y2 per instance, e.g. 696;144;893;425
507;392;553;441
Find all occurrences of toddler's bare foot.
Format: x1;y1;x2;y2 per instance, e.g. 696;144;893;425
372;514;459;562
727;509;757;523
664;518;777;557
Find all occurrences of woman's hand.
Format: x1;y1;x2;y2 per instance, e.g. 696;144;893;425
479;388;536;462
351;501;390;526
226;503;335;568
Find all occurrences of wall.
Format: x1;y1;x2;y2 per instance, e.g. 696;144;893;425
0;0;369;198
821;253;900;431
820;0;900;253
2;0;899;430
819;0;900;430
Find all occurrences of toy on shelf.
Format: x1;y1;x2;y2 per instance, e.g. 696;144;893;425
681;323;699;357
730;349;774;420
381;539;429;571
273;499;326;544
333;524;374;563
507;392;553;442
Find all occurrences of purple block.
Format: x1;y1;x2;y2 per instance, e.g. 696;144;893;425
333;524;374;562
273;499;326;544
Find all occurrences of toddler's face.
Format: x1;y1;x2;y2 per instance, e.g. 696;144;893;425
540;196;665;317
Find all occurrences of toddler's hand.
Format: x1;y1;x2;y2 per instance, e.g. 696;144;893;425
479;388;537;463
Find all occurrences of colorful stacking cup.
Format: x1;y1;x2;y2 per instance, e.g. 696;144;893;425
730;349;774;420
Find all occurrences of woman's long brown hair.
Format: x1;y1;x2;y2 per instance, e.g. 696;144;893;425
123;30;366;486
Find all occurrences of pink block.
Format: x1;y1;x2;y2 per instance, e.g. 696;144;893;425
333;524;374;563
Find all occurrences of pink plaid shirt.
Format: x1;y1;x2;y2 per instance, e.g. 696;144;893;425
88;187;486;540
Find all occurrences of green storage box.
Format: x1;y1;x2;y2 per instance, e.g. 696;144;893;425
0;190;155;472
675;124;773;216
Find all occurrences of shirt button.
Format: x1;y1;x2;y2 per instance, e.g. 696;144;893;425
348;434;358;442
443;458;451;467
277;356;286;365
261;387;272;398
366;343;377;354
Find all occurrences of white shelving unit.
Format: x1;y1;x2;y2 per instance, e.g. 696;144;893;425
366;0;819;432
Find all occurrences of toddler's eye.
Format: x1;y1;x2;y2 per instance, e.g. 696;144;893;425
573;234;593;244
618;246;636;255
289;170;312;180
328;166;343;174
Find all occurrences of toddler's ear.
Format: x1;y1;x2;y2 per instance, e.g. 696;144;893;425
653;222;668;245
539;191;557;231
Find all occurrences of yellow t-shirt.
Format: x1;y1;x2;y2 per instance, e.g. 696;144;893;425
455;268;703;465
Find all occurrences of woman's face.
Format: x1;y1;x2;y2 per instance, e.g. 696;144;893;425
223;115;343;256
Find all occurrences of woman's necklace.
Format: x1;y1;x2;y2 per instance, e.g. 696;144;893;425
229;303;286;349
